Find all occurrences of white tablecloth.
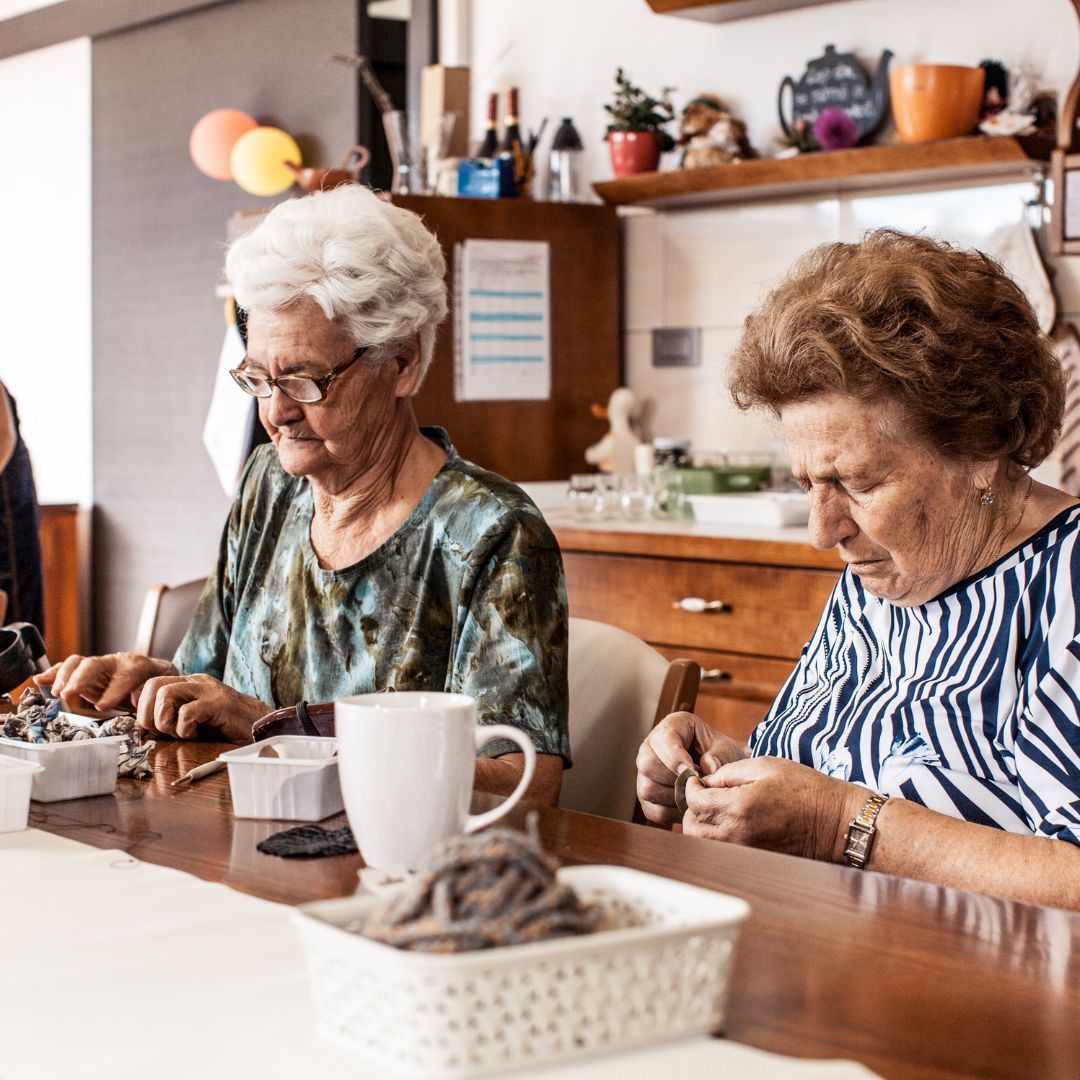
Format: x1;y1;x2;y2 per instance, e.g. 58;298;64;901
0;829;879;1080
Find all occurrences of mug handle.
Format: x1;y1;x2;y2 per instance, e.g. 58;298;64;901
464;724;537;833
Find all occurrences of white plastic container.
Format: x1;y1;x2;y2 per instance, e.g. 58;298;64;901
293;864;750;1078
220;736;342;821
0;735;126;802
688;491;811;527
0;754;44;830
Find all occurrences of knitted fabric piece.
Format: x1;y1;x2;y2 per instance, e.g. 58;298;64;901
257;824;359;858
362;826;603;953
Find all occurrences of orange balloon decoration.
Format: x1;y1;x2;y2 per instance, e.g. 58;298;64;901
189;108;258;180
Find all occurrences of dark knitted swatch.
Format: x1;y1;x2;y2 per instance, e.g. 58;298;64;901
257;824;358;858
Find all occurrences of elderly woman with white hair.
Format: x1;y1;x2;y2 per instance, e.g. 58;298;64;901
38;185;570;802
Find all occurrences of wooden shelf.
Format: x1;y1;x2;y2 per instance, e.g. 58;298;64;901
645;0;835;21
593;136;1049;209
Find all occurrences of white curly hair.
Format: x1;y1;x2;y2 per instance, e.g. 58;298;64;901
226;185;448;383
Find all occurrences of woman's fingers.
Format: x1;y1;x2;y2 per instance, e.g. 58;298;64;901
635;771;682;825
175;698;216;740
44;654;91;698
50;656;117;709
137;676;192;737
34;662;62;689
638;711;700;780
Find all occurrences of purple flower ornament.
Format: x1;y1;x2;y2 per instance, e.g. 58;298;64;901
813;107;860;151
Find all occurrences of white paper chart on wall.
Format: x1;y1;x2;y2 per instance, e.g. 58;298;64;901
453;239;551;402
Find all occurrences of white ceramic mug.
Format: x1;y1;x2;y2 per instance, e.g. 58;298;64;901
335;692;537;871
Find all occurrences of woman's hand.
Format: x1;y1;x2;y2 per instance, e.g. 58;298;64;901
636;711;748;825
36;652;176;712
683;756;863;862
135;673;269;742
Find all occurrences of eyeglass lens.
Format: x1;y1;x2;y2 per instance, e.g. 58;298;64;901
231;371;323;402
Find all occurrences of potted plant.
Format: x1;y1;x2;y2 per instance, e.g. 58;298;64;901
604;67;675;177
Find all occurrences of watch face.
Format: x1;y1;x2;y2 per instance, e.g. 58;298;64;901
845;826;872;866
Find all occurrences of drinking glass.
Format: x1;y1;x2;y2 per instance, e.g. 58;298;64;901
653;471;687;520
568;474;599;519
619;474;656;520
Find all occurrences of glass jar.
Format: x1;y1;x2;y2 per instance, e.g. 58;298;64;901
653;437;691;469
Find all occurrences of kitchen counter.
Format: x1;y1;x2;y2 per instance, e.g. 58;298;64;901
547;510;843;570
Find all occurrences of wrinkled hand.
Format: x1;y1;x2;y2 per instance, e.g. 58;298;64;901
36;652;176;712
636;711;747;825
136;673;268;742
683;756;863;862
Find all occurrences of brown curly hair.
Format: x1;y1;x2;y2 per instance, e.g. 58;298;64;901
728;229;1064;467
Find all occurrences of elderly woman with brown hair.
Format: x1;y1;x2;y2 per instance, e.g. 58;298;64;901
637;229;1080;908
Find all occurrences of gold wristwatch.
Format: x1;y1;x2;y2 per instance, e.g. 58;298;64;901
843;791;890;869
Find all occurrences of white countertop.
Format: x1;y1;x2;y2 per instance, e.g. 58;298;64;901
521;481;817;547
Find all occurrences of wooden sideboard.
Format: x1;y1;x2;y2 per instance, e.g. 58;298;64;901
38;504;90;662
553;522;842;742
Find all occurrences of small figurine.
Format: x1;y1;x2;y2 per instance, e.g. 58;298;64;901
978;61;1039;137
677;95;757;168
980;60;1009;119
585;387;642;475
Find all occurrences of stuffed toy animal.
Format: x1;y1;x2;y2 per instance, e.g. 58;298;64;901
677;94;758;168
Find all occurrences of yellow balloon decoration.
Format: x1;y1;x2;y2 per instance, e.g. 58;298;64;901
230;127;302;197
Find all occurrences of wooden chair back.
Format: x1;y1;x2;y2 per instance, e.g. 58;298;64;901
560;617;701;822
133;577;208;660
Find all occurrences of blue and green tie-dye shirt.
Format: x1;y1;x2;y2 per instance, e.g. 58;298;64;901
175;428;570;763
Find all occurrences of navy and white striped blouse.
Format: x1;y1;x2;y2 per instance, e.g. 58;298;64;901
751;505;1080;846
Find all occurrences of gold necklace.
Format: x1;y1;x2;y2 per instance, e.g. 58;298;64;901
997;475;1034;557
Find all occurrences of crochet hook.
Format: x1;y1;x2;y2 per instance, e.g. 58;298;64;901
171;758;226;788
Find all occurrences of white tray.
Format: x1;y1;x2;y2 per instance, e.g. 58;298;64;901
293;864;750;1078
688;492;811;527
0;754;43;830
220;735;342;820
0;735;126;802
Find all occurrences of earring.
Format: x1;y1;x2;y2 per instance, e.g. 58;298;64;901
980;486;995;507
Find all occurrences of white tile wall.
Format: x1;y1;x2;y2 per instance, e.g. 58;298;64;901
624;179;1070;459
660;200;838;329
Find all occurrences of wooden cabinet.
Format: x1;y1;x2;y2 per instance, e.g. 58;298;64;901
554;524;842;743
394;196;621;483
38;504;90;662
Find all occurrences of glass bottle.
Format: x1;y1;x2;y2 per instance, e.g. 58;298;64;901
547;117;584;202
477;92;499;159
500;86;525;187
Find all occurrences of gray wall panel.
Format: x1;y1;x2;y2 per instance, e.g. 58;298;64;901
92;0;358;652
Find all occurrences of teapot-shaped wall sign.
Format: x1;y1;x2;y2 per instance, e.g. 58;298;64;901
779;44;893;142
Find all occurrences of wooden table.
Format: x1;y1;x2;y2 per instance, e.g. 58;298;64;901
30;741;1080;1080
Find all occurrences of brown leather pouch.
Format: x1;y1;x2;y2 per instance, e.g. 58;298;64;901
252;700;335;741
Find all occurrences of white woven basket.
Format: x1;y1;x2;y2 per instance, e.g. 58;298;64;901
292;864;750;1078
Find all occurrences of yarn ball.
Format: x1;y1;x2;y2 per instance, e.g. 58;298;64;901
363;826;603;953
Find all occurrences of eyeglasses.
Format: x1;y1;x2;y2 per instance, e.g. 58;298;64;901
229;346;368;403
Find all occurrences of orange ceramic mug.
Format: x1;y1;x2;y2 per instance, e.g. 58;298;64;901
889;64;985;143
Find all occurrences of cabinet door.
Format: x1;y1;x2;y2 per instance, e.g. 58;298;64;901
653;645;794;744
396;196;621;482
563;551;836;659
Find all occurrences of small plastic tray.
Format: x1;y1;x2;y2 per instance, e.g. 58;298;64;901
220;735;342;821
293;864;750;1078
0;735;126;802
688;491;811;527
0;754;44;830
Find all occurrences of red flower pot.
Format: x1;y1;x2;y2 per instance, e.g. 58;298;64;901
608;130;661;177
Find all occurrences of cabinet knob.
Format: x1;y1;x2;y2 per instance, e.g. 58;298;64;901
672;597;728;613
701;668;731;682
